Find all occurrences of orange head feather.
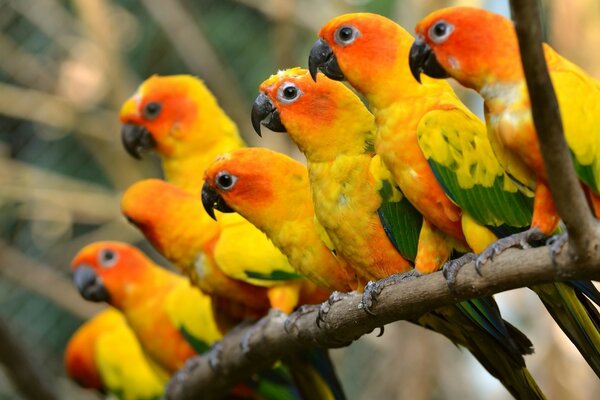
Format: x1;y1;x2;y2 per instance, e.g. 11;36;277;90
315;13;417;101
414;7;522;89
256;68;374;161
119;75;241;161
71;242;160;309
202;148;308;228
121;179;220;270
64;314;107;391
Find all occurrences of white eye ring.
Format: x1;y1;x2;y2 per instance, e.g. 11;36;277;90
215;171;238;191
428;20;454;44
334;25;360;46
98;249;118;268
277;82;302;104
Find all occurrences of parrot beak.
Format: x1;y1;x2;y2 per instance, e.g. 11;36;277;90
201;182;235;221
251;93;287;137
121;123;157;159
73;265;110;303
308;38;345;82
408;36;449;84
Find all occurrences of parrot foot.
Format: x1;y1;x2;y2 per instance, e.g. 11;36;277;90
442;253;477;288
207;342;224;372
284;304;318;333
547;232;568;265
316;291;348;329
475;227;545;272
361;270;422;316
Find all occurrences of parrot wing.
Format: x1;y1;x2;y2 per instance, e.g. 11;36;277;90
417;107;534;235
213;213;303;285
370;155;423;262
548;49;600;194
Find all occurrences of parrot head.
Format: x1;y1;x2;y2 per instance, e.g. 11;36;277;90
121;179;220;268
252;68;374;159
202;148;308;225
410;7;521;90
64;319;105;391
308;13;415;97
71;242;153;308
119;75;236;159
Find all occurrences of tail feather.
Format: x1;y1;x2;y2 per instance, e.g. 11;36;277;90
568;280;600;307
285;349;346;400
533;282;600;377
418;300;546;400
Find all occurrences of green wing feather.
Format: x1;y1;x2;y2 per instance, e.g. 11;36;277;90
377;180;423;263
417;107;534;230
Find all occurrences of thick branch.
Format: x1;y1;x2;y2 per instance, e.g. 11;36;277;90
167;243;600;399
509;0;600;256
0;318;58;400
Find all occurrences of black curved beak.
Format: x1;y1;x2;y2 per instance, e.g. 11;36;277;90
251;93;286;137
121;123;157;159
308;38;345;82
408;36;449;84
201;182;235;221
73;265;110;303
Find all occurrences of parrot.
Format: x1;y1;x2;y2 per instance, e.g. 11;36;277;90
122;179;331;316
407;6;600;376
64;307;168;400
119;74;316;315
201;148;358;293
70;241;313;400
201;142;543;398
309;12;600;378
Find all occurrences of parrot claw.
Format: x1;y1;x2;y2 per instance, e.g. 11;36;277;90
316;291;348;328
475;227;545;271
547;232;568;265
207;342;224;373
361;270;421;316
442;253;477;288
284;304;317;333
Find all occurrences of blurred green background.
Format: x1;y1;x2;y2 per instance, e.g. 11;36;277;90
1;0;599;399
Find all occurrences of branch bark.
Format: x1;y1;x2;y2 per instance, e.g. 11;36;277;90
166;243;600;399
509;0;600;257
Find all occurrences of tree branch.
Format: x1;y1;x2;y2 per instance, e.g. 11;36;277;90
166;243;600;399
509;0;600;257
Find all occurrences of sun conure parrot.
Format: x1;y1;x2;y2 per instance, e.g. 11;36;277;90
119;75;316;314
122;179;330;317
408;6;600;376
64;308;168;400
309;12;600;378
201;148;358;293
246;67;545;399
70;241;311;400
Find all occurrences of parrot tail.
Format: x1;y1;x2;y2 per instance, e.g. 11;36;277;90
285;349;346;400
418;299;546;400
533;282;600;378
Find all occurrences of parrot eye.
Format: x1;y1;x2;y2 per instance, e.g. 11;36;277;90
143;102;162;120
98;249;118;268
334;25;359;46
428;20;454;44
277;83;302;104
215;171;238;191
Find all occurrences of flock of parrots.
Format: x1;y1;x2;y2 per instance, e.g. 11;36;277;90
62;7;600;400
